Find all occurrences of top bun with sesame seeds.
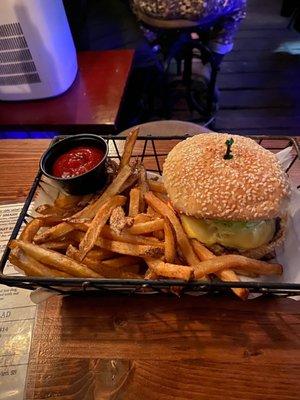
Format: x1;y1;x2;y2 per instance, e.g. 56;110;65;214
162;133;290;255
163;133;290;221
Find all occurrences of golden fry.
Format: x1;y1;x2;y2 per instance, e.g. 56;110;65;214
164;220;176;263
147;180;167;194
133;213;153;224
78;195;126;260
101;226;163;247
118;127;139;171
9;251;71;278
40;241;71;251
138;164;149;212
20;219;42;242
193;255;282;279
10;240;101;278
129;187;140;217
146;259;193;281
34;165;132;243
109;205;133;234
191;239;249;300
126;219;164;235
145;192;200;266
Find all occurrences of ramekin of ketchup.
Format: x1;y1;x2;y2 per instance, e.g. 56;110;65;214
40;134;108;195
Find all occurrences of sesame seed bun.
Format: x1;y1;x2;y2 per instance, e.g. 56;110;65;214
163;133;290;221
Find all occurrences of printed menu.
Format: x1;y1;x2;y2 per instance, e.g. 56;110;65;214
0;203;36;400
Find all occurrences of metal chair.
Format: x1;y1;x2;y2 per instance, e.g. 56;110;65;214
136;11;220;123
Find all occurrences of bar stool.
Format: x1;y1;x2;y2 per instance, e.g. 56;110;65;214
135;11;220;123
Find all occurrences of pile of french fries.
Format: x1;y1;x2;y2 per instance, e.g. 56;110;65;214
8;128;283;300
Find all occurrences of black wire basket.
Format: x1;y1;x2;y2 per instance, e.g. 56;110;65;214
1;134;300;297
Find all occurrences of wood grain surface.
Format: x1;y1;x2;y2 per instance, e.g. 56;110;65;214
0;51;134;133
0;137;300;399
26;295;300;400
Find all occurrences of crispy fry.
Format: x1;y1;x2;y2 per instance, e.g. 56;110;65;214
87;248;116;260
145;192;200;266
20;219;42;242
10;240;101;278
118;127;139;171
126;219;165;235
54;192;92;210
70;231;163;258
35;204;64;216
35;214;66;226
233;269;259;278
78;195;126;260
191;239;249;300
193;255;282;279
133;213;153;224
34;165;132;243
119;172;138;194
138;165;149;212
40;241;71;251
129;188;140;217
9;251;71;278
101;226;163;247
147;180;167;194
146;259;193;281
164;220;176;263
109;206;133;234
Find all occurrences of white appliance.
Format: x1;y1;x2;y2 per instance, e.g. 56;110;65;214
0;0;78;101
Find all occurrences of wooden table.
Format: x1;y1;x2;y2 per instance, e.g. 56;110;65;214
0;51;134;134
1;139;300;400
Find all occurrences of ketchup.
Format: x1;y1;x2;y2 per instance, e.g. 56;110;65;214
52;146;104;178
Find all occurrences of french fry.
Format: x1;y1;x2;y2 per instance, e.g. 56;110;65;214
68;245;141;277
41;241;71;251
126;219;165;235
118;127;139;171
20;219;42;242
119;172;138;194
146;259;193;281
10;240;101;278
138;164;149;212
193;255;282;279
87;248;116;261
147;180;167;194
9;252;71;278
145;192;200;266
133;213;153;224
109;206;133;234
70;230;163;258
101;226;164;247
35;204;64;216
54;192;92;210
128;187;140;217
191;239;249;300
34;165;132;243
34;215;65;226
96;238;163;258
164;220;176;263
78;195;126;260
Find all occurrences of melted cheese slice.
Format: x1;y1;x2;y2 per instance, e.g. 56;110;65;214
181;216;276;250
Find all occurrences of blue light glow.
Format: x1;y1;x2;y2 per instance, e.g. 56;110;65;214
0;131;58;139
274;41;300;55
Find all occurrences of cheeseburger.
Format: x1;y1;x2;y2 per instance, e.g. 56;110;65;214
162;133;290;259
